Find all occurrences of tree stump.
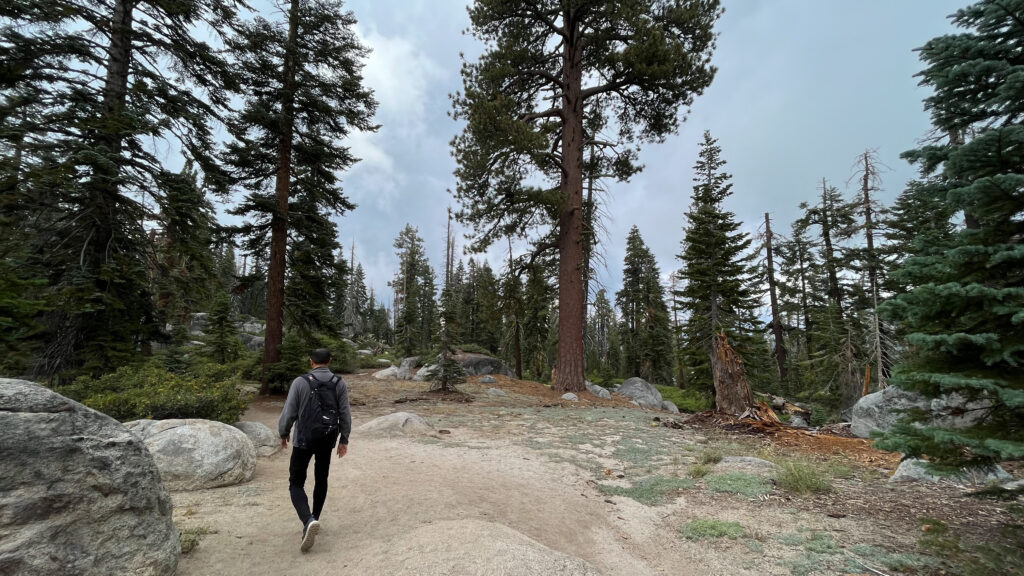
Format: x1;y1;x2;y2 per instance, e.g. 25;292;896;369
710;331;754;415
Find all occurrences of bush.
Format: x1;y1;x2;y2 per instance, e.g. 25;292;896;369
655;385;713;413
776;461;833;495
58;364;248;423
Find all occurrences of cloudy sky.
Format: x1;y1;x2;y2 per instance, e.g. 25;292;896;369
238;0;967;305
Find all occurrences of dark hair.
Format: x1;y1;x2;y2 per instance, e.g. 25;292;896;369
309;348;332;364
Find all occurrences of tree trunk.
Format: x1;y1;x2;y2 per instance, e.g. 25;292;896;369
553;16;585;393
710;331;754;415
860;152;885;389
820;177;844;316
764;213;787;382
260;0;300;394
508;238;523;379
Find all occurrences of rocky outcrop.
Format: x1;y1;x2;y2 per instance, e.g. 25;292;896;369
585;381;611;399
373;366;399;380
889;458;1012;485
851;386;992;438
454;353;516;377
397;357;420;380
233;421;281;457
245;336;265;351
616;377;663;409
413;364;439;382
0;379;179;576
126;419;256;491
356;412;434;437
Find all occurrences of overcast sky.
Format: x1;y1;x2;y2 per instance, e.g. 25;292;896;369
234;0;966;306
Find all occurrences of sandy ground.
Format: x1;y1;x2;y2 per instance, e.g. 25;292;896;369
171;373;1010;576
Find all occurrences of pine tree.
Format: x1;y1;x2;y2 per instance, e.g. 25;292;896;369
616;226;675;384
452;0;721;393
674;132;763;396
586;289;619;382
391;225;434;356
344;263;369;337
499;264;525;378
473;262;502;354
880;178;956;297
2;0;241;378
224;0;376;388
876;0;1024;470
522;264;554;381
204;292;241;365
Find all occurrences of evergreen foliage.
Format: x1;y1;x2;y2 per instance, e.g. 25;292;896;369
452;0;721;392
877;0;1024;469
616;226;675;384
204;292;242;365
2;0;241;378
674;132;763;394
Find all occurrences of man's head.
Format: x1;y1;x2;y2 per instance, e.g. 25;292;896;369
309;348;332;367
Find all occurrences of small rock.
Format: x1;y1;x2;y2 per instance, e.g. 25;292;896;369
661;400;679;414
479;376;497;384
356;349;372;356
617;377;663;409
487;388;506;397
356;412;433;437
377;358;392;366
561;393;578;402
789;415;809;427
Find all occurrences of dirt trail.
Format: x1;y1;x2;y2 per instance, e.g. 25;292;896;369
172;373;973;576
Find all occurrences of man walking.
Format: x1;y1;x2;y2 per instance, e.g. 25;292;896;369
278;348;351;553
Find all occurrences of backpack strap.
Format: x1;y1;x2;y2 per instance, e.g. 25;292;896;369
304;373;339;392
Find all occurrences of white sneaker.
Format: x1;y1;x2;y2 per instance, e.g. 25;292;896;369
300;519;320;553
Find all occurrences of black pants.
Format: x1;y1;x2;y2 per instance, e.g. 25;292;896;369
288;438;335;526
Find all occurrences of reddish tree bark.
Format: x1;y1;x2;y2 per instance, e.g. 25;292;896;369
260;0;300;394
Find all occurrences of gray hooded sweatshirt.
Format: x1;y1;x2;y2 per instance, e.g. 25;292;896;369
278;366;352;448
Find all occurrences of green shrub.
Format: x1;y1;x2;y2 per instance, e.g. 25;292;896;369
59;364;248;423
679;519;745;540
704;472;772;498
655;385;713;413
776;461;832;495
688;464;712;478
697;450;723;465
357;354;385;369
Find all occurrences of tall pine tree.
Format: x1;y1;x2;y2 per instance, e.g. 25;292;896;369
224;0;376;389
674;131;763;396
616;226;675;384
876;0;1024;470
452;0;721;392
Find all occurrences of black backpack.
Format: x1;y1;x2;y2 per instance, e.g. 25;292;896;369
298;373;341;443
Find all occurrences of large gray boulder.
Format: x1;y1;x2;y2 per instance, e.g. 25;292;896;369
455;353;516;377
373;366;399;380
126;419;256;491
233;421;281;457
356;412;433;437
0;379;179;576
585;381;611;399
413;364;439;381
889;458;1012;485
616;377;663;409
397;356;420;380
851;386;992;439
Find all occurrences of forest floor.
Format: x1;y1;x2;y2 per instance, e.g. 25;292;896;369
172;372;1022;576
